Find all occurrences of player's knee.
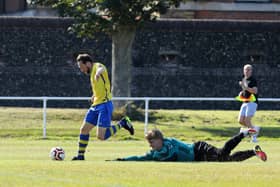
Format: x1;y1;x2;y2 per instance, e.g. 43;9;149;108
80;126;89;134
97;135;105;140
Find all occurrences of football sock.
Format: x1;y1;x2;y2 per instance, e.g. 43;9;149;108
229;150;256;161
118;118;126;127
78;134;89;158
104;124;121;140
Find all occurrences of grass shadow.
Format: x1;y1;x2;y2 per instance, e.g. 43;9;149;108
196;126;280;138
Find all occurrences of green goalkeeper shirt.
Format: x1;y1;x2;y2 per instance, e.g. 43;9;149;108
123;138;195;162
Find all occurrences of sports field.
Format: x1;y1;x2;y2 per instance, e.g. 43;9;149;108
0;108;279;187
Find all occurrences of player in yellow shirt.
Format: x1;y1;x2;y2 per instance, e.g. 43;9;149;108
72;54;134;160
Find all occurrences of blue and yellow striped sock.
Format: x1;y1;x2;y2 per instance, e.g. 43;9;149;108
103;124;121;140
77;134;89;159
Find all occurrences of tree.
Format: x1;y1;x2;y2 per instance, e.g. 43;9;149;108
31;0;187;107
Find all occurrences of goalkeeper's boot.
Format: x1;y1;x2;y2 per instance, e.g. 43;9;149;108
241;128;257;137
119;116;134;135
72;155;85;161
248;128;258;136
255;145;267;161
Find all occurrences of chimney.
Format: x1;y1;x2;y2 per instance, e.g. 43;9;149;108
3;0;27;14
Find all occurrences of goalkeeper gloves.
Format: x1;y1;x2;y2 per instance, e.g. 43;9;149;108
105;158;125;161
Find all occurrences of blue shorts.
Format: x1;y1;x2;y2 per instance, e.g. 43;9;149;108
84;101;113;128
239;102;258;117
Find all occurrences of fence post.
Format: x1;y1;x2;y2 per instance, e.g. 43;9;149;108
42;97;47;138
144;98;149;135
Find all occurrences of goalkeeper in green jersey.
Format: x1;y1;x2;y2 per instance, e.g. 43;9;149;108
112;129;267;162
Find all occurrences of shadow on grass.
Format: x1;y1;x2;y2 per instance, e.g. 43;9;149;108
197;126;280;138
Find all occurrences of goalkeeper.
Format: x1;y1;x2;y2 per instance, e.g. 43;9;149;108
112;129;267;162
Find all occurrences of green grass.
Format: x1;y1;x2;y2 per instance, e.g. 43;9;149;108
0;107;280;141
0;107;280;186
0;140;279;187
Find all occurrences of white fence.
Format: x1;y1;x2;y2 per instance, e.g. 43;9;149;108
0;96;280;138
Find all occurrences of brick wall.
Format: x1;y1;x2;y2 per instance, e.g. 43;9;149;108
0;17;111;107
0;17;280;109
132;20;280;109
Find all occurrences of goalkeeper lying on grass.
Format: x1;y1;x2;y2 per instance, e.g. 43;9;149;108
111;129;267;162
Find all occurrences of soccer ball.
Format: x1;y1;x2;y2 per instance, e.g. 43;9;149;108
49;147;65;161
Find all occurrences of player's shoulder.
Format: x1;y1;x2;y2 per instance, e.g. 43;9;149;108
250;76;257;83
94;62;107;69
164;137;173;142
93;62;102;66
165;138;181;145
162;138;173;146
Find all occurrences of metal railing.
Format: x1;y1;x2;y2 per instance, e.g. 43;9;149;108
0;96;280;138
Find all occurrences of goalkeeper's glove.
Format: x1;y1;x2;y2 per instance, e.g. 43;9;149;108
116;158;125;161
105;158;125;161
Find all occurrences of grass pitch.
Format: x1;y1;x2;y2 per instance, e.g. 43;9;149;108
0;107;279;186
0;140;279;187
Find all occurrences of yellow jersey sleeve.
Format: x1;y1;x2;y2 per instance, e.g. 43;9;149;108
90;63;112;106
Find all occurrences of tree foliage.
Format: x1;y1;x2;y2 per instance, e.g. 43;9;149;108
31;0;186;37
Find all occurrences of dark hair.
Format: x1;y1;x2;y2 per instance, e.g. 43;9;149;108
76;54;93;63
145;129;164;141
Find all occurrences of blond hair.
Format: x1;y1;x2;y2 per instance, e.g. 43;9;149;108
244;64;253;70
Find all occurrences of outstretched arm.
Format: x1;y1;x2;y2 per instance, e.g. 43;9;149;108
108;152;154;161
